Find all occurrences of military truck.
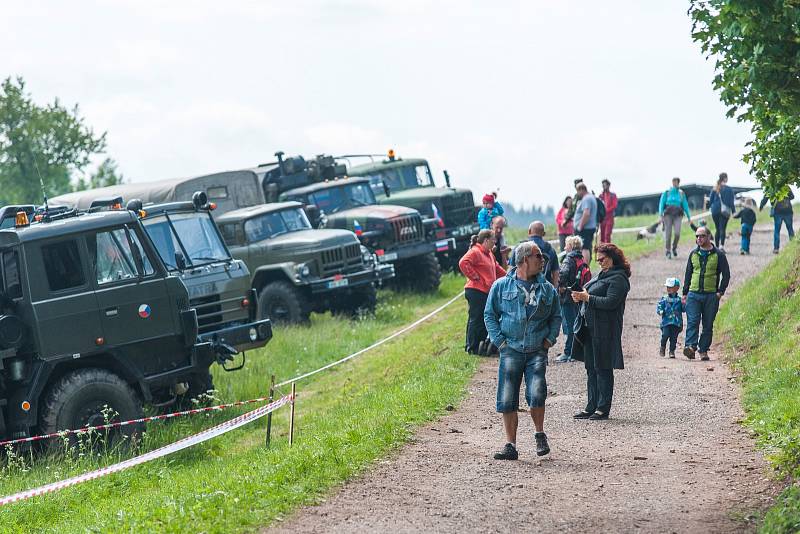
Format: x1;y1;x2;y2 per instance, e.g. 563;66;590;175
250;153;453;292
0;207;239;443
344;151;479;270
215;202;394;324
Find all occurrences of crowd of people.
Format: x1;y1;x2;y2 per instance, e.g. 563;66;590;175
462;172;794;461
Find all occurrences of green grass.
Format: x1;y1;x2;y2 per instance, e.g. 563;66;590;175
717;238;800;533
0;274;476;533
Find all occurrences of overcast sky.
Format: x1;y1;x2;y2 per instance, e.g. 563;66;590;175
2;1;759;209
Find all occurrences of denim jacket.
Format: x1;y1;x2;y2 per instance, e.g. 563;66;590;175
484;269;561;353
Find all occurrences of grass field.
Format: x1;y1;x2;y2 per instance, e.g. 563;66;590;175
717;238;800;533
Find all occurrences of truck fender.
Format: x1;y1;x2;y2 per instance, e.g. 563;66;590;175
250;263;296;291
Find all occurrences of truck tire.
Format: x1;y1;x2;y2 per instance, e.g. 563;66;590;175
258;281;310;325
395;252;441;292
332;283;378;319
40;368;143;448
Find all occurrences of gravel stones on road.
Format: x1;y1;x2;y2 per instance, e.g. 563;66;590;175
270;225;785;534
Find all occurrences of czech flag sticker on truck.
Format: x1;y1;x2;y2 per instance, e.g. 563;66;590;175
138;304;152;319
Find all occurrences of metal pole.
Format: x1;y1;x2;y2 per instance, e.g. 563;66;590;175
289;382;296;447
265;374;275;448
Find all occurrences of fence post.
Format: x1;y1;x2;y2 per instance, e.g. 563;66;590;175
265;374;275;448
289;382;296;447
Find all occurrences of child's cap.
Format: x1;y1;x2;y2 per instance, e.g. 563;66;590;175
482;193;495;205
664;277;680;288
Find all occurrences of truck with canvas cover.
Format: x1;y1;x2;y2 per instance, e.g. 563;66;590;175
215;201;395;324
345;150;479;270
0;206;227;444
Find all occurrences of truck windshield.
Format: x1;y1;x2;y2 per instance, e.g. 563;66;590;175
308;183;376;214
243;208;312;242
143;212;230;270
365;164;434;195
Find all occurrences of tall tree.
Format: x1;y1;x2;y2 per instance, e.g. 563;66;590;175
690;1;800;200
0;77;107;204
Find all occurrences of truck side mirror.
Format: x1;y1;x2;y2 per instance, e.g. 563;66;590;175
382;180;391;198
304;204;320;226
175;251;187;270
443;170;451;188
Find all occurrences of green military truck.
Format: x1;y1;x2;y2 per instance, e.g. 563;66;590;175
215;201;394;324
254;153;454;292
0;206;237;443
344;151;479;270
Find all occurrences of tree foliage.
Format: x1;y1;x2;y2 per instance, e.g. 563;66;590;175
0;77;107;204
74;158;124;191
689;0;800;200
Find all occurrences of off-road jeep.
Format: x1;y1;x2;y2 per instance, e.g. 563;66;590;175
215;201;395;324
0;207;233;442
257;153;454;293
345;151;479;271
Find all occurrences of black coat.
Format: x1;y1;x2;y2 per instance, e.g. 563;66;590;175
573;266;630;370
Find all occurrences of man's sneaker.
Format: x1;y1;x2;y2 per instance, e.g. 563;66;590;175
669;351;676;358
659;346;666;358
740;249;745;255
555;353;571;363
493;443;518;460
665;251;672;259
683;346;696;359
672;248;678;257
773;249;780;254
699;352;710;361
535;432;550;456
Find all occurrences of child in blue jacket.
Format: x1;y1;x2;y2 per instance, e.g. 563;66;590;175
657;277;685;358
478;192;504;229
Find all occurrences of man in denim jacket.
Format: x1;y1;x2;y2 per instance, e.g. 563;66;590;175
484;241;561;460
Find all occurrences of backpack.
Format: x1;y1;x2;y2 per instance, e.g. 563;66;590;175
595;195;606;224
775;197;792;212
573;255;592;290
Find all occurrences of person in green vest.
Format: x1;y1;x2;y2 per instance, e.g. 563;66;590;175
681;226;730;361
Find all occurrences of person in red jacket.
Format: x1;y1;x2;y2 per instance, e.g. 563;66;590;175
598;179;618;243
459;229;507;354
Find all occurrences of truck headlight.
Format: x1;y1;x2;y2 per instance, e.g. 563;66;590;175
249;327;258;341
360;245;373;264
295;263;311;278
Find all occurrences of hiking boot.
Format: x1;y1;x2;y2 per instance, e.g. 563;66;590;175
683;346;696;359
699;352;710;361
672;248;678;257
659;346;666;358
555;353;571;363
493;443;518;460
535;432;550;456
665;251;672;259
669;351;676;358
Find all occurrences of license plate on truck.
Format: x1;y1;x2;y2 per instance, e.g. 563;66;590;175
327;278;349;289
378;252;398;262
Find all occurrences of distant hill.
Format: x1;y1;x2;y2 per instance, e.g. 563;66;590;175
501;203;556;228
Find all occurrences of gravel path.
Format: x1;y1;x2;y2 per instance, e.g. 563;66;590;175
270;223;786;533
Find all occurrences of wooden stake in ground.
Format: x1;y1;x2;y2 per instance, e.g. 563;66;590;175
266;374;275;448
289;382;296;447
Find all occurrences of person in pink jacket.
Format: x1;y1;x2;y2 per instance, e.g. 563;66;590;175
459;229;507;354
556;196;575;252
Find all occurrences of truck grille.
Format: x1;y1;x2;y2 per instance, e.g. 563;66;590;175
440;191;475;227
321;243;363;276
190;294;248;334
390;214;424;244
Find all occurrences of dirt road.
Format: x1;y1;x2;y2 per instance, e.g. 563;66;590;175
270;225;784;533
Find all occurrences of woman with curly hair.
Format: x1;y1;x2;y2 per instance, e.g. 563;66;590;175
570;243;631;420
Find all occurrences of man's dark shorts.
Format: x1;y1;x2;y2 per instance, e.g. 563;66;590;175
578;228;596;251
496;346;548;412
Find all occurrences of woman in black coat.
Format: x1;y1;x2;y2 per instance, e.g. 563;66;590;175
570;243;631;420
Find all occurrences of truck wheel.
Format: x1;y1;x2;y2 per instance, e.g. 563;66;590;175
332;284;378;319
258;281;310;325
396;253;441;292
40;368;143;448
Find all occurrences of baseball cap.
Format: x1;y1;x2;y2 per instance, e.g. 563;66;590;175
664;277;680;288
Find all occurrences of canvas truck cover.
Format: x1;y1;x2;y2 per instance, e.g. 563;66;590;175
51;171;266;215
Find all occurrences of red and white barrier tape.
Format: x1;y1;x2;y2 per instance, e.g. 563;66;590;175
0;394;276;448
0;395;292;506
